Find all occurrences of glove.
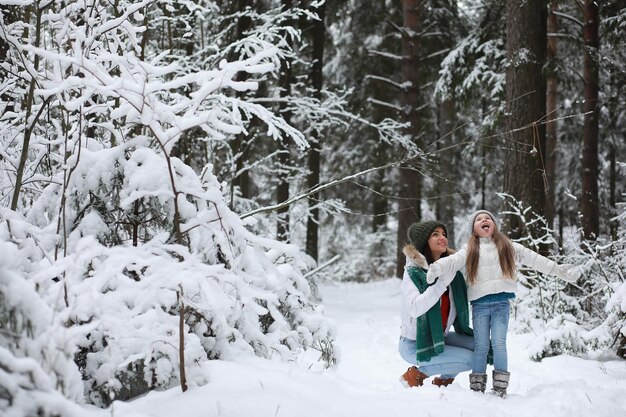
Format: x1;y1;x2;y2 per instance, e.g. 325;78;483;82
439;272;456;287
556;264;581;283
426;262;443;284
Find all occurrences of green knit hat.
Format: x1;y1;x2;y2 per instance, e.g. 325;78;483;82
407;220;448;254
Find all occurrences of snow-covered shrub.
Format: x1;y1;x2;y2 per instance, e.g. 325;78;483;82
605;279;626;358
500;194;625;360
0;0;336;409
601;195;626;357
524;315;589;361
0;209;85;414
576;202;626;359
521;238;626;361
33;224;333;406
9;142;336;407
0;347;86;417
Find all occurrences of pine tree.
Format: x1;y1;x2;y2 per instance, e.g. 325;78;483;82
502;0;548;243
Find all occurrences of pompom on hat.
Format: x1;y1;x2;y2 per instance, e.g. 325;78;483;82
407;220;447;254
469;210;496;232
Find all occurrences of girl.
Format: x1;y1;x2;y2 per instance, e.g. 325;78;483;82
426;210;578;397
399;220;474;389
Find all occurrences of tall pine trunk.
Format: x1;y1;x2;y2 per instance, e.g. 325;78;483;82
502;0;547;242
581;0;600;241
608;141;617;242
306;1;325;261
433;0;458;247
396;0;422;277
372;141;388;232
277;0;293;241
545;0;558;237
436;98;456;246
232;0;253;202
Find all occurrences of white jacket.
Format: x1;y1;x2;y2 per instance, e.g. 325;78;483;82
431;238;562;302
400;245;458;340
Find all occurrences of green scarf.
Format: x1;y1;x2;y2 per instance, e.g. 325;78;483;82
407;267;473;362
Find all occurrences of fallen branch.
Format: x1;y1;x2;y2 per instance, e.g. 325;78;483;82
304;255;342;278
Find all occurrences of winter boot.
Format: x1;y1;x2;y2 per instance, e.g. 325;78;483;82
491;370;510;398
400;366;429;388
432;377;454;387
469;372;487;393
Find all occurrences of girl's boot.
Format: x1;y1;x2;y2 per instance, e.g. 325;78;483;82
469;372;487;393
491;370;510;398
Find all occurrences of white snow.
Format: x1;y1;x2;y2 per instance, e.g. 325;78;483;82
94;279;626;417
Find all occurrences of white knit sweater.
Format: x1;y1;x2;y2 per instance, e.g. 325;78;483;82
430;238;562;302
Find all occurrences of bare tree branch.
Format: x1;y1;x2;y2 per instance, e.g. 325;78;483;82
240;158;418;219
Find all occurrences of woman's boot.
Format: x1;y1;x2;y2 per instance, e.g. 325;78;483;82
491;370;510;398
469;372;487;393
432;376;454;387
400;366;429;388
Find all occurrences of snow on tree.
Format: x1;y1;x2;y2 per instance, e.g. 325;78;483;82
0;209;85;416
499;194;626;360
0;0;335;408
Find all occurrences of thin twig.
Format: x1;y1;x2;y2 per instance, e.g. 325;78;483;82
240;159;410;219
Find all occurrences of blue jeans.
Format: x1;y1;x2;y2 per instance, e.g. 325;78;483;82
471;300;510;373
399;332;474;379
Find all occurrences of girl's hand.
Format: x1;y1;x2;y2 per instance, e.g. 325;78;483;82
557;264;582;283
439;272;456;286
426;263;443;284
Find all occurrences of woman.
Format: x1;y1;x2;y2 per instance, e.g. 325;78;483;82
399;220;474;388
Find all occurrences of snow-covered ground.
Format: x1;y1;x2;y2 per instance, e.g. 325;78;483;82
106;279;625;417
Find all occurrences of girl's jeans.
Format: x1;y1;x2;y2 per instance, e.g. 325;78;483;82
471;299;510;373
399;332;474;379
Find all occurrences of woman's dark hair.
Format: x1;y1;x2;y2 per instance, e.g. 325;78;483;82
424;245;449;265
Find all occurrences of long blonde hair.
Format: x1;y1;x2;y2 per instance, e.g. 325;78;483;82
466;225;516;285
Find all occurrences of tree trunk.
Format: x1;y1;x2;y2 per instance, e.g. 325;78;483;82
232;0;253;201
608;142;617;241
581;0;600;241
372;141;388;233
396;0;423;278
276;0;293;242
545;0;558;235
436;98;456;246
177;289;188;393
306;1;325;261
0;5;18;116
11;5;42;211
502;0;547;242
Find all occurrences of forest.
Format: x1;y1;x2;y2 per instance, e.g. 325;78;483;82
0;0;625;415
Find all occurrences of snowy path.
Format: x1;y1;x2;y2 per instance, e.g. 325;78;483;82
113;279;626;417
317;279;626;416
